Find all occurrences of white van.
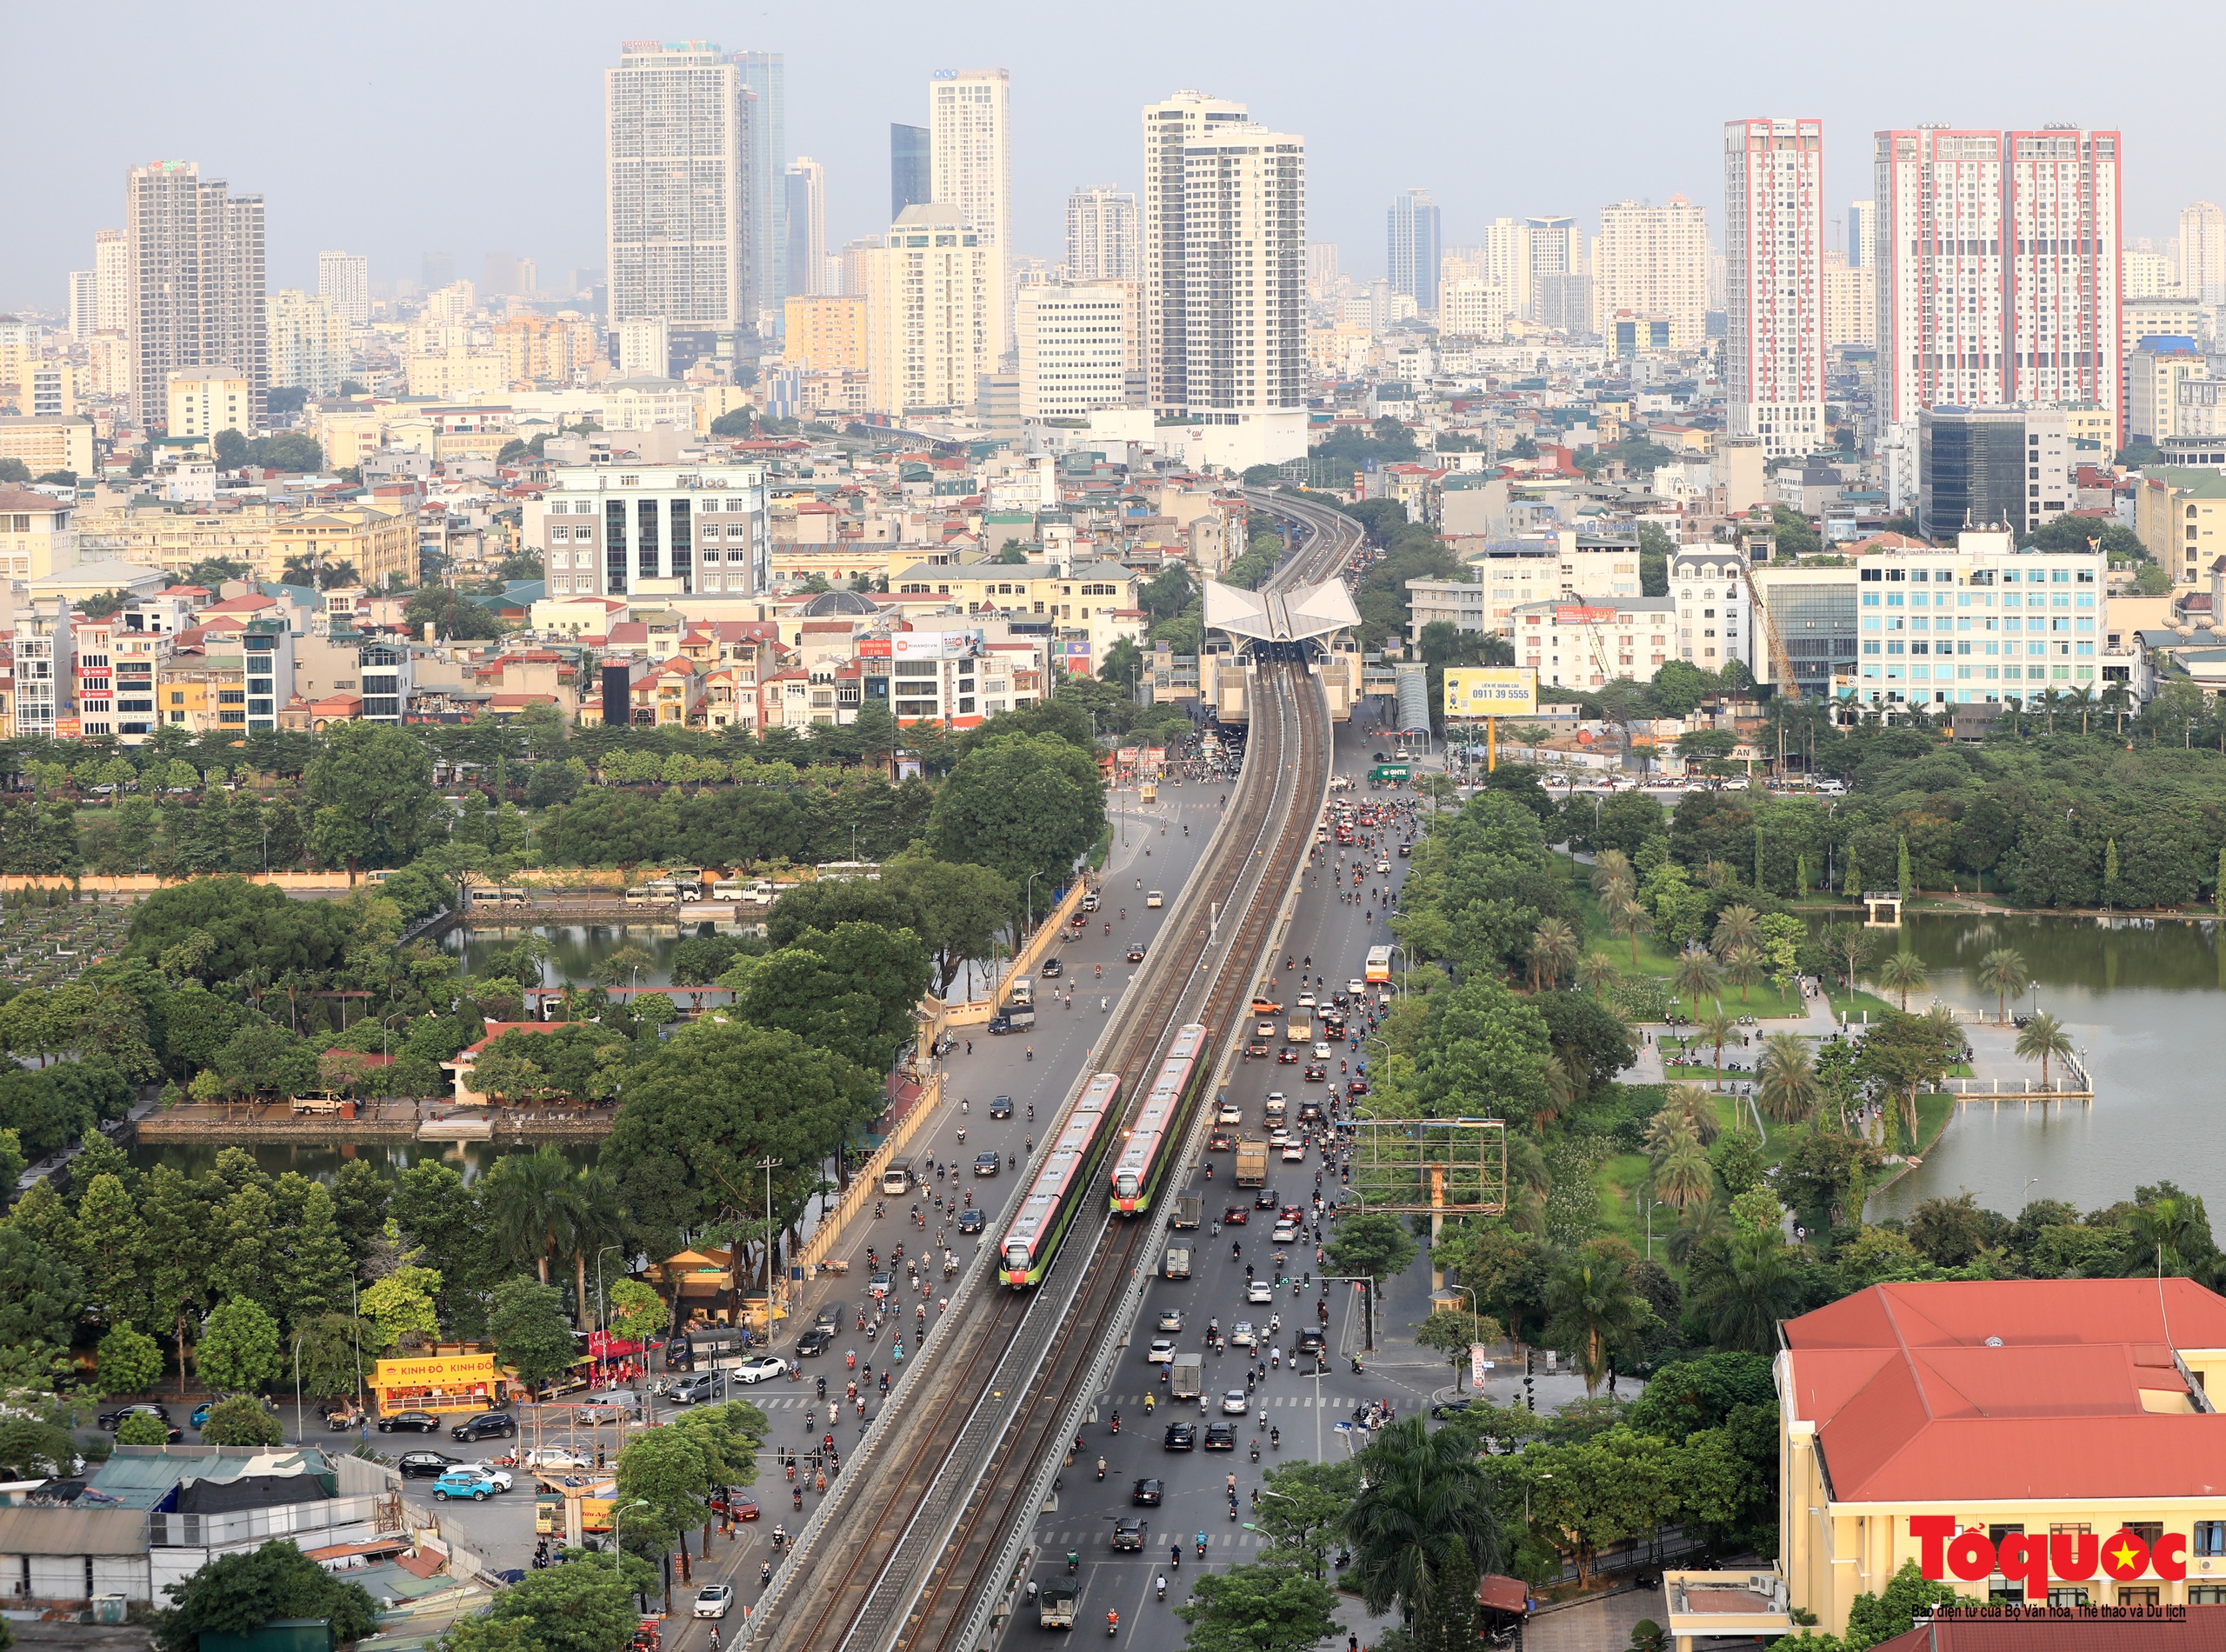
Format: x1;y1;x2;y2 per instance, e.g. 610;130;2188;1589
1146;890;1163;909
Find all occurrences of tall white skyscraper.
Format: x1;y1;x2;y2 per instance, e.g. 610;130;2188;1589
125;160;267;430
317;250;370;325
1724;117;1826;458
2179;201;2226;304
1016;283;1130;418
1591;197;1709;343
605;41;751;336
1873;127;2123;430
930;68;1012;350
93;228;130;335
266;289;345;396
1307;242;1341;298
1846;199;1876;270
1066;187;1139;283
865;203;992;415
1142;89;1251;413
1477;219;1531;318
784;157;826;298
66;270;97;338
1525;216;1588;330
733;50;785;316
1181;123;1307;465
1386;189;1441;313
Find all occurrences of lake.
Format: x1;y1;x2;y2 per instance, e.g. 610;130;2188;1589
1865;909;2226;1221
124;1138;601;1183
440;919;720;987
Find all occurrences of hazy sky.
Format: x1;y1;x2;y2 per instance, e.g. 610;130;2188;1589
13;0;2226;312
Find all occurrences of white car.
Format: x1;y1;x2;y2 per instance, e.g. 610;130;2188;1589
523;1448;589;1471
1282;1143;1307;1162
1229;1320;1258;1348
693;1584;735;1620
1246;1279;1274;1305
1222;1389;1251;1416
1269;1129;1290;1148
1348;979;1366;996
1312;1043;1332;1060
1216;1103;1243;1126
727;1355;790;1385
1376;860;1390;874
1147;1338;1176;1364
1272;1221;1301;1243
1296;991;1316;1009
455;1463;516;1491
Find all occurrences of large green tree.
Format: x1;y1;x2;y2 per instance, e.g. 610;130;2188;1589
155;1540;379;1652
736;920;932;1076
925;731;1103;892
302;722;443;875
1175;1558;1342;1652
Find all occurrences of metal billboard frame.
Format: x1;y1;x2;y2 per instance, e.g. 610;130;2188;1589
1343;1117;1507;1216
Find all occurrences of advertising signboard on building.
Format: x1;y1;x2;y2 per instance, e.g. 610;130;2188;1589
1442;667;1538;719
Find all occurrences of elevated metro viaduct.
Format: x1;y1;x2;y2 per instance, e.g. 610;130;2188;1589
1200;576;1365;723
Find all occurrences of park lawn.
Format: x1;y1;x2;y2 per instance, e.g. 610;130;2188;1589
1909;1090;1956;1159
1596;1150;1652;1251
1569;880;1811;1021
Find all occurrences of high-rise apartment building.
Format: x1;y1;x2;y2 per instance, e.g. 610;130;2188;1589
1180;123;1307;464
1873;126;2123;432
1724;117;1826;458
317;251;369;325
1066;187;1139;282
890;123;930;221
1016;283;1130;419
1142;89;1251;413
1847;200;1876;270
266;290;345;397
783;296;866;371
2124;244;2179;300
617;316;671;380
865;203;992;415
1386;190;1441;313
1439;279;1509;342
785;157;826;299
733;51;785;316
421;251;454;291
1474;219;1531;319
1526;216;1589;330
125;160;267;432
67;271;97;339
1591;196;1709;343
2179;201;2226;305
930;69;1012;349
605;41;752;343
1307;242;1341;298
93;229;130;336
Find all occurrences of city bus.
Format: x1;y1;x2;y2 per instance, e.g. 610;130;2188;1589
1364;945;1394;985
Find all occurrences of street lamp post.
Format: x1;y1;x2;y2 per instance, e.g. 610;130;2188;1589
292;1329;307;1444
596;1243;627;1375
611;1498;653;1609
1025;870;1041;937
758;1156;783;1345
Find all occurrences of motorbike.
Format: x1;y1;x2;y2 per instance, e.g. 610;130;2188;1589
1096;1456;1106;1480
1249;1439;1259;1462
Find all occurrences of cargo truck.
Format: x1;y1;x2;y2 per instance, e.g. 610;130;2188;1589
1163;1244;1191;1279
1171;1194;1202;1230
882;1156;915;1196
1235;1138;1268;1187
1039;1582;1078;1629
1287;1017;1312;1044
1170;1353;1204;1400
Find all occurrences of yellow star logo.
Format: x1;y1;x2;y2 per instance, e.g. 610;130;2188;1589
2110;1542;2142;1573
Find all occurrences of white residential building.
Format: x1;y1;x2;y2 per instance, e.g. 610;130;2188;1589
1066;187;1140;282
1180;123;1308;466
1670;543;1753;673
93;228;130;336
126;160;267;430
66;270;97;339
1510;595;1676;689
1017;283;1130;419
2179;201;2226;305
1873;126;2123;432
1591;197;1709;343
866;203;993;415
616;316;670;380
604;41;750;336
784;157;826;298
1724;117;1826;458
266;289;345;397
1142;89;1252;414
317;250;370;325
1439;279;1509;343
537;461;770;599
930;67;1012;347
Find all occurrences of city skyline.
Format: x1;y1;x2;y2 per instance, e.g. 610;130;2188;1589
10;0;2226;312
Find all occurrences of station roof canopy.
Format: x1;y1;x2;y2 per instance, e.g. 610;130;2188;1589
1203;578;1360;644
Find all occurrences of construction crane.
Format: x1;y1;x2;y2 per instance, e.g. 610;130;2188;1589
1743;563;1800;701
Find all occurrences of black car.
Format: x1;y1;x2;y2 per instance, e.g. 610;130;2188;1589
795;1329;834;1356
1203;1422;1237;1451
377;1410;443;1434
1297;1100;1324;1123
97;1402;171;1430
397;1450;459;1477
1372;751;1388;762
1162;1422;1196;1451
989;1096;1015;1119
1255;1187;1278;1209
1112;1519;1146;1552
1297;1329;1325;1354
1132;1476;1164;1506
974;1152;1001;1176
956;1208;986;1234
1041;957;1063;979
450;1410;517;1442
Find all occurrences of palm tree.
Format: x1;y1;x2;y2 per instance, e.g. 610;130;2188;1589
1536;1055;1580;1133
1756;1032;1821;1130
1541;1250;1650;1396
1661;1081;1721;1145
1712;903;1761;958
1527;916;1580;992
1975;947;2030;1024
2069;684;2095;736
1651;1131;1714;1211
486;1147;585;1288
1576;952;1619;1004
1691;1229;1801;1355
1590;849;1635;902
1875;950;1929;1011
568;1163;630;1331
2016;1010;2076;1090
1673;942;1723;1009
2127;1196;2207;1277
1345;1416;1504;1629
1722;942;1764;1004
1505;1134;1551;1234
1608;895;1651;966
1698;1003;1741;1091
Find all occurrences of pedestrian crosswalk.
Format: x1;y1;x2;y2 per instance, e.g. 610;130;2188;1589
1103;1393;1359;1409
1038;1528;1270;1550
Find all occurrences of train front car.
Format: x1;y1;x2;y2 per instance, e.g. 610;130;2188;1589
999;1073;1120;1286
1109;1024;1211;1215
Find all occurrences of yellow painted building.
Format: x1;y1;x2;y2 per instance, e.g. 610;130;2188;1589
2134;468;2226;587
166;369;253;438
0;416;96;477
1781;1278;2226;1636
784;295;867;372
72;499;417;588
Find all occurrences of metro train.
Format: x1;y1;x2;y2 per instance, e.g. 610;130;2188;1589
1109;1023;1212;1216
999;1073;1122;1287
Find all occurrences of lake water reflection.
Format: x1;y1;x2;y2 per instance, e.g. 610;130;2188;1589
1865;910;2226;1221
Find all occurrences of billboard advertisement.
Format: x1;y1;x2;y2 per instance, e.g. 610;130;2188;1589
1443;667;1537;719
890;630;979;661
